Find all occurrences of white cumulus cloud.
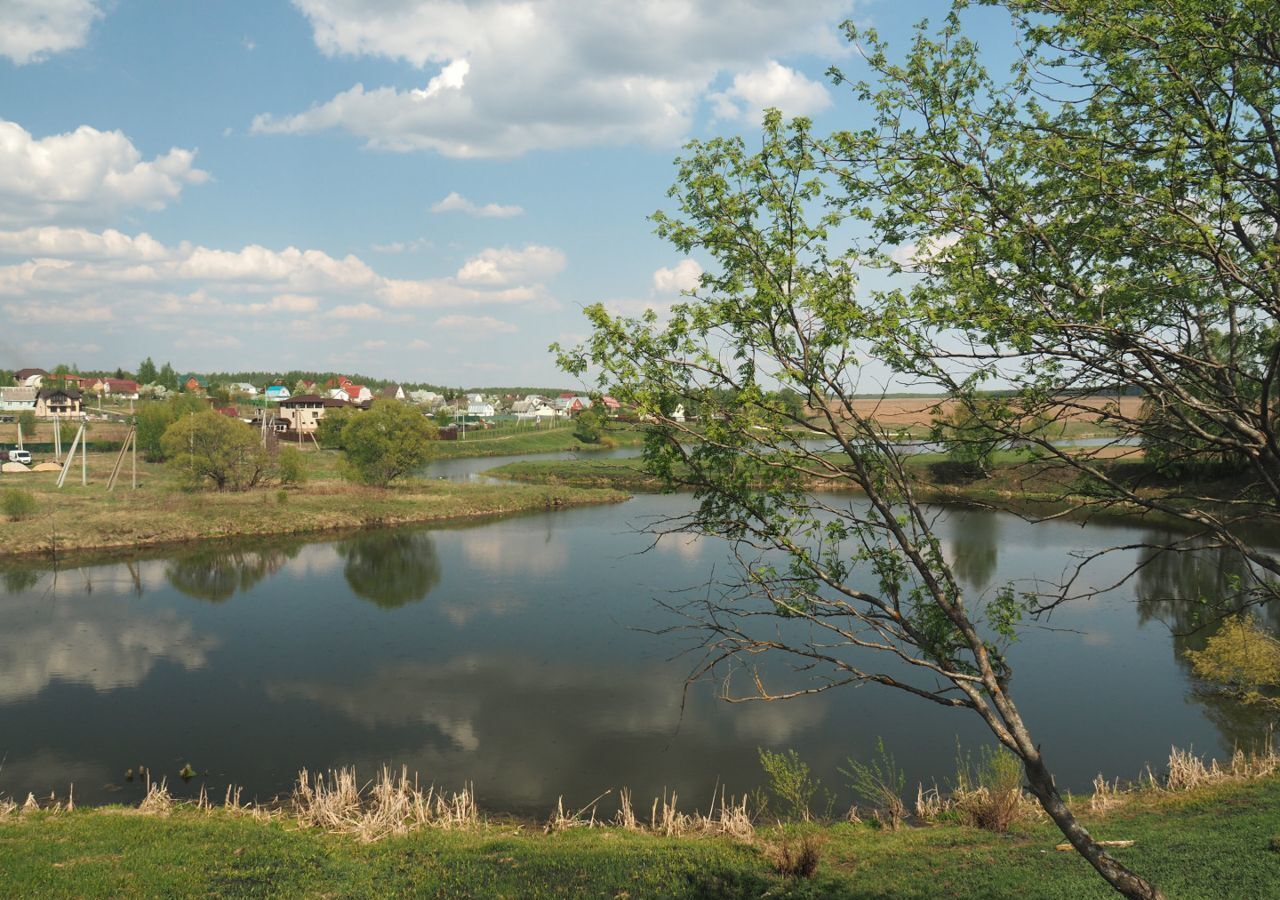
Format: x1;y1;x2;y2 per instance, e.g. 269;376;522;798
710;61;831;121
252;0;853;157
455;245;566;287
430;191;523;218
652;259;703;294
0;0;104;65
433;314;516;334
0;118;209;226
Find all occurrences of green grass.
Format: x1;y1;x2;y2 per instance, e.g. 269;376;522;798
2;777;1278;898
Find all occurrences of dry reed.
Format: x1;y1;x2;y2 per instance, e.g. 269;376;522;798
292;765;477;841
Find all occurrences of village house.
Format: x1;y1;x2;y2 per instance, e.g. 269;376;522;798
100;378;140;400
409;389;444;408
228;382;258;396
0;386;36;413
380;384;406;401
35;388;83;418
264;384;292;403
13;368;48;388
183;374;208;392
330;382;372;404
277;394;349;434
466;396;496;417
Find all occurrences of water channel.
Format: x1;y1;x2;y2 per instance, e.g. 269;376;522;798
0;450;1274;815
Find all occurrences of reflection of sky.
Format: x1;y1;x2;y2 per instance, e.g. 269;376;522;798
0;493;1274;812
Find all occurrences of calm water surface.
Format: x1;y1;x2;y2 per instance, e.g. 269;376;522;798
1;477;1274;814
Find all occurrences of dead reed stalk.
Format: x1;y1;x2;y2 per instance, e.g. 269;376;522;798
292;766;477;841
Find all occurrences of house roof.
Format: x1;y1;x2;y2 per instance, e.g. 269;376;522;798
342;384;367;399
380;384;403;398
183;374;208;387
14;368;48;381
37;387;81;400
104;378;139;392
0;387;37;402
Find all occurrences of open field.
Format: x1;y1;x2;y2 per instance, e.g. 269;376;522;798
817;395;1144;438
1;773;1276;898
0;449;626;561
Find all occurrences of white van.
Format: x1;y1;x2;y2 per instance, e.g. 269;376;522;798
5;449;31;464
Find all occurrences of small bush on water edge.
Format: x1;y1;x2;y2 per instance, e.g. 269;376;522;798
758;748;821;822
841;738;907;830
2;489;37;521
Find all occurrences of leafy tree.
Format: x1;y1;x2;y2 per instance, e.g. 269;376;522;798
16;410;36;434
338;400;436;486
161;410;270;491
316;405;357;450
157;362;179;391
0;371;14;387
931;399;1007;479
137;357;158;384
136;394;206;462
572;404;606;444
1185;615;1280;707
558;83;1167;900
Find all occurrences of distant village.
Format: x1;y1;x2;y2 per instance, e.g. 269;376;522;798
0;366;642;443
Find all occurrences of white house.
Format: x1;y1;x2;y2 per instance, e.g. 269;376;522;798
264;385;292;402
0;387;36;412
228;382;258;396
671;403;686;422
467;400;496;417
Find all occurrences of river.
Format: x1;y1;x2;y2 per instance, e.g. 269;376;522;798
0;452;1273;816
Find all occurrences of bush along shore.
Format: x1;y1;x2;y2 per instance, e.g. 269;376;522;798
2;744;1278;898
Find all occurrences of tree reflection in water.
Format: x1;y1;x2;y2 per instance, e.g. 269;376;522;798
166;544;301;602
338;530;441;609
946;509;999;592
1136;537;1280;750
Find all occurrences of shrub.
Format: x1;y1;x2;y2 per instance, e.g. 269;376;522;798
573;405;606;444
339;400;436;487
2;489;37;521
276;446;306;486
1185;614;1280;706
952;744;1031;833
840;738;907;829
758;748;819;822
161;411;270;491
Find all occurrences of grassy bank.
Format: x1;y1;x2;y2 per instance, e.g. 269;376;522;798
484;449;1242;517
2;773;1277;898
430;423;646;459
0;449;627;561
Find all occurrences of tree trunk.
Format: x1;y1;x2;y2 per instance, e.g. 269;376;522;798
1022;755;1164;900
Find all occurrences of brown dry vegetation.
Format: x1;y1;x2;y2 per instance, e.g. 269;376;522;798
813;395;1144;430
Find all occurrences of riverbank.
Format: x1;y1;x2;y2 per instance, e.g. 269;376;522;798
2;772;1276;898
430;423;646;459
0;449;627;561
484;449;1258;518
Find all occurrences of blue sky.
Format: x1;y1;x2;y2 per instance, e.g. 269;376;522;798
0;0;1014;387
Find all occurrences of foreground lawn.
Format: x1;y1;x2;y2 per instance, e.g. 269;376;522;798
1;777;1277;898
